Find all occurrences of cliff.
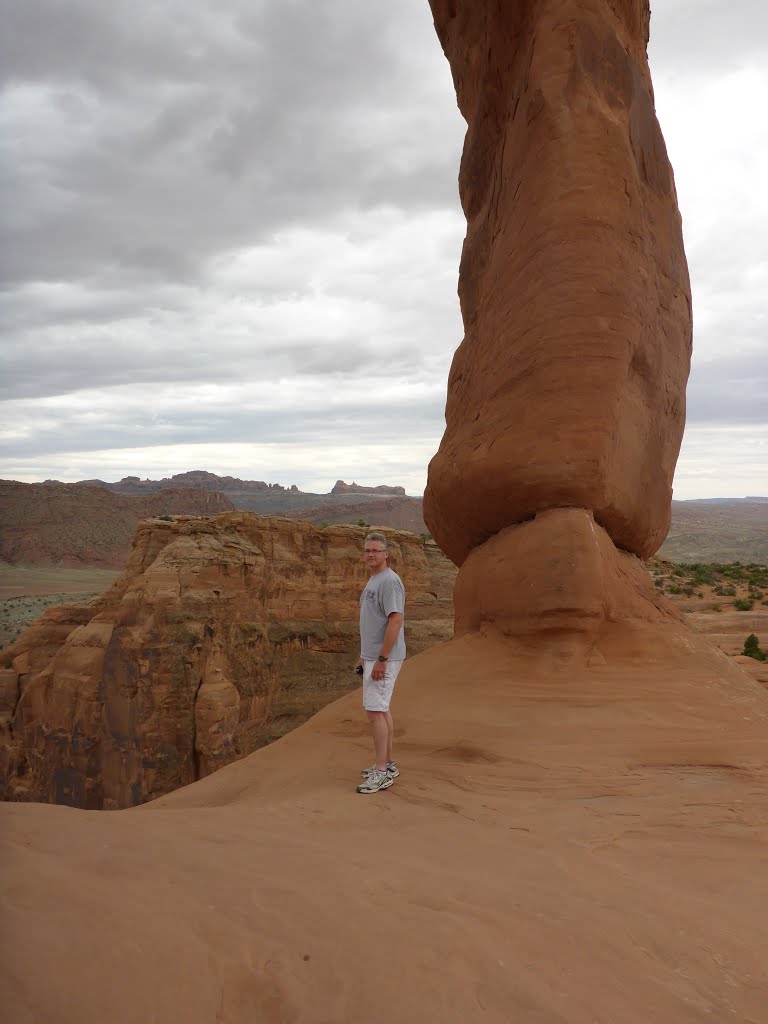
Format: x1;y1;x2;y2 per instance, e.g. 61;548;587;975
0;513;455;808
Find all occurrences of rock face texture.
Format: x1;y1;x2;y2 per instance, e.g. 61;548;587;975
424;0;692;567
0;513;455;808
0;481;234;567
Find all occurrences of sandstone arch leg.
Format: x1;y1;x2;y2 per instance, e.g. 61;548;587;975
424;0;692;568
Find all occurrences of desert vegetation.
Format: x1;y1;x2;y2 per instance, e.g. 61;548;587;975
649;560;768;608
742;633;766;661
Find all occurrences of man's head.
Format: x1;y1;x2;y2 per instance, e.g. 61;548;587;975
363;532;389;574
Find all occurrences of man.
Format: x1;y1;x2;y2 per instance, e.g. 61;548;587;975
355;531;406;794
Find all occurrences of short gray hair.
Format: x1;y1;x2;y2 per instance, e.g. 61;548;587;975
365;531;388;549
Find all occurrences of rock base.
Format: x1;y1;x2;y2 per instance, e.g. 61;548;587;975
454;508;680;641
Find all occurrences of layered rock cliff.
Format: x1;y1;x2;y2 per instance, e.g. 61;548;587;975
424;0;692;568
0;513;455;808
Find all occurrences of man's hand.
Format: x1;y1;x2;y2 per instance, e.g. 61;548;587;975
371;661;387;681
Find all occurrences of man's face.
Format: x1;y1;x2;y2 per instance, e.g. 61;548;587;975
363;542;388;573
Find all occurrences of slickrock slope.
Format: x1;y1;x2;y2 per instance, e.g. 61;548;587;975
2;626;767;1023
423;0;692;565
0;514;455;808
0;480;234;568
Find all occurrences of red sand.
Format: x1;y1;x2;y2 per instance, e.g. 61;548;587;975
3;623;767;1023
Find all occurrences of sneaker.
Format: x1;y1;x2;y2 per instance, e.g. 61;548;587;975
356;769;394;794
361;761;399;779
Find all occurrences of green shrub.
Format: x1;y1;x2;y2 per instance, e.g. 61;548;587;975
710;604;722;612
742;634;766;661
733;598;753;611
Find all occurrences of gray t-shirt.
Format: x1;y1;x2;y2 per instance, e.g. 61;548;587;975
359;567;406;661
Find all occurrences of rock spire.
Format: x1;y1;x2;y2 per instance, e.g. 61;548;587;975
424;0;692;569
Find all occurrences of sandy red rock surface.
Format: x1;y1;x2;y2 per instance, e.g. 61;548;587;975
2;622;767;1022
3;0;766;1015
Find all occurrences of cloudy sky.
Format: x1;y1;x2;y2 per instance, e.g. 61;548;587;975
1;0;766;498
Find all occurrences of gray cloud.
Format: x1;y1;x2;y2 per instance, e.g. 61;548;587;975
648;0;768;73
0;388;447;460
0;0;461;290
1;0;766;498
686;348;768;425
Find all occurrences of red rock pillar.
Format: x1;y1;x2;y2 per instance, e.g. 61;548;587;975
424;0;692;571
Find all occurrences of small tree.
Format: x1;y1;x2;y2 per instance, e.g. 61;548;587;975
742;634;765;661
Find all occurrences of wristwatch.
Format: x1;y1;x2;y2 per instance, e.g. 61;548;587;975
377;655;388;662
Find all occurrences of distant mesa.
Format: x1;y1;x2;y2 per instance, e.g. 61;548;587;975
77;470;287;494
72;471;407;500
331;480;406;496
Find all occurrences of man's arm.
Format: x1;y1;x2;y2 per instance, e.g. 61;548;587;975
379;611;403;660
371;611;403;679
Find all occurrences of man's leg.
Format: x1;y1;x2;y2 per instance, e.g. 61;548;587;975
366;710;389;771
385;710;394;764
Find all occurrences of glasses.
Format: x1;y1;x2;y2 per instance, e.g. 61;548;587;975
364;548;386;554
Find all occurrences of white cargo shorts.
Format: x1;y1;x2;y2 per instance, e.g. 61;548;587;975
362;659;403;712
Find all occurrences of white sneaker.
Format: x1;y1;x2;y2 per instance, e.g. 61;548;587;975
356;769;394;794
361;761;399;779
